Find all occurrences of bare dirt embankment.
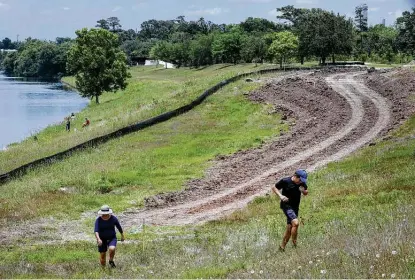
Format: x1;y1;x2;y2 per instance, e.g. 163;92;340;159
2;68;415;245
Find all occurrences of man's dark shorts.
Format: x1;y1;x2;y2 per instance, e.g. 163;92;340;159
98;237;117;253
282;208;298;224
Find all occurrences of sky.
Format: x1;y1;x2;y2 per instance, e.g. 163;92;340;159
0;0;414;41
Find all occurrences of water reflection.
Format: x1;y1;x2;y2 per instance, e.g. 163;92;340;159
0;74;88;149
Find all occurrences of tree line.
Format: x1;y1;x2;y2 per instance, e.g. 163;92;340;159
1;5;414;79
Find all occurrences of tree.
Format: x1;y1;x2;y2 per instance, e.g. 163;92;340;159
396;8;415;56
189;35;213;67
107;17;122;32
1;51;18;75
212;31;243;64
2;37;12;49
96;19;110;30
241;35;267;65
67;28;130;104
268;31;298;68
355;4;369;53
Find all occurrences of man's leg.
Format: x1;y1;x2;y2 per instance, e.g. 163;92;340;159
99;252;106;266
291;219;300;247
281;224;292;250
109;246;116;261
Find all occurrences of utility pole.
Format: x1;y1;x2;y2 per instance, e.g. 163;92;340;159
16;34;19;43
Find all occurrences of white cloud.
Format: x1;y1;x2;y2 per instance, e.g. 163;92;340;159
394;9;403;18
185;7;229;16
368;7;380;12
112;6;122;12
228;0;273;3
296;0;317;4
268;9;281;17
0;2;10;11
62;7;70;11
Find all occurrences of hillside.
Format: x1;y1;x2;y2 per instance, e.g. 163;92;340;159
0;66;415;278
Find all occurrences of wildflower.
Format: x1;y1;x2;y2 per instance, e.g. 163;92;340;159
326;252;331;256
391;250;397;255
376;253;380;258
320;270;327;274
259;270;263;274
382;273;386;278
391;273;396;278
250;270;255;274
297;266;302;270
317;259;321;263
292;270;296;274
309;261;313;264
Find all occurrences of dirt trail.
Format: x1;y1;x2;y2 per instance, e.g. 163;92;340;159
119;72;391;227
5;69;413;245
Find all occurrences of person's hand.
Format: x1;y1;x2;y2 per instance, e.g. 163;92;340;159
121;235;125;242
97;239;103;246
299;186;308;195
280;195;289;202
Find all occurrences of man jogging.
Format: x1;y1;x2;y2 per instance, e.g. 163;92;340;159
271;169;309;251
94;205;125;268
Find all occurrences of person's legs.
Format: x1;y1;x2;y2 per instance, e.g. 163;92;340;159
281;224;291;250
290;218;300;247
99;252;106;266
108;238;118;268
98;239;108;266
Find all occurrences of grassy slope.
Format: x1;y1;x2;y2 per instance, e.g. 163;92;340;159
0;64;287;221
0;64;276;173
1;64;414;278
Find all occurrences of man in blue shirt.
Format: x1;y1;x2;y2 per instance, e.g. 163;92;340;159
94;205;125;268
271;169;309;251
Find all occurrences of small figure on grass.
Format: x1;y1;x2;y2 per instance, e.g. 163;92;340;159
271;169;309;251
82;117;90;128
94;205;125;268
65;117;71;132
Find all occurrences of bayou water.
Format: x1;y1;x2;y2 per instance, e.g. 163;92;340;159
0;74;88;149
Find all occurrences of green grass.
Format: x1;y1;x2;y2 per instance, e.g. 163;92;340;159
0;63;277;174
1;63;415;278
0;64;287;221
3;115;415;279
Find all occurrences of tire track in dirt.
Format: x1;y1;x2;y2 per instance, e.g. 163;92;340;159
120;72;391;227
0;70;393;244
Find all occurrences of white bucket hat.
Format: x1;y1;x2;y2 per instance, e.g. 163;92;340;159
98;205;113;215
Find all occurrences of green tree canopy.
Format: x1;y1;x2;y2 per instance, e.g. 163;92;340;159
67;28;131;104
268;31;299;68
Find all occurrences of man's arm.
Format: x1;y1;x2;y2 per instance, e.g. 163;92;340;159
94;219;102;245
271;185;288;202
114;217;125;241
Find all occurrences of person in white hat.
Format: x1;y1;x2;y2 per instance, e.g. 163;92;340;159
94;205;125;268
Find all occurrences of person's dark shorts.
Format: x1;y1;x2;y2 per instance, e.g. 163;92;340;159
98;237;117;253
282;208;298;224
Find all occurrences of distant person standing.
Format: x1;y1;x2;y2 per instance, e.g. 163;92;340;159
271;169;309;251
94;205;125;268
70;112;76;120
65;117;71;132
82;117;90;128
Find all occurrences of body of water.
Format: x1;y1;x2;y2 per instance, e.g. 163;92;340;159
0;74;88;149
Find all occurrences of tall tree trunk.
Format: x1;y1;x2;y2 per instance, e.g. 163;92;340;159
300;56;304;65
279;57;283;69
322;56;326;65
332;54;335;64
95;95;99;104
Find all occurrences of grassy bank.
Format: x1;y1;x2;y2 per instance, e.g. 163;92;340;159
0;64;277;174
0;64;287;222
2;117;415;279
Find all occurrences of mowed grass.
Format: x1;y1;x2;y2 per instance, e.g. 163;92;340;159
0;63;277;174
0;64;287;221
2;115;415;279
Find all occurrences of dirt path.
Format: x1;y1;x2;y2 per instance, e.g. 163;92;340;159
118;72;391;227
1;70;400;244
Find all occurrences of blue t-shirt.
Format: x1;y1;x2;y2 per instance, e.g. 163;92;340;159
94;215;123;239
